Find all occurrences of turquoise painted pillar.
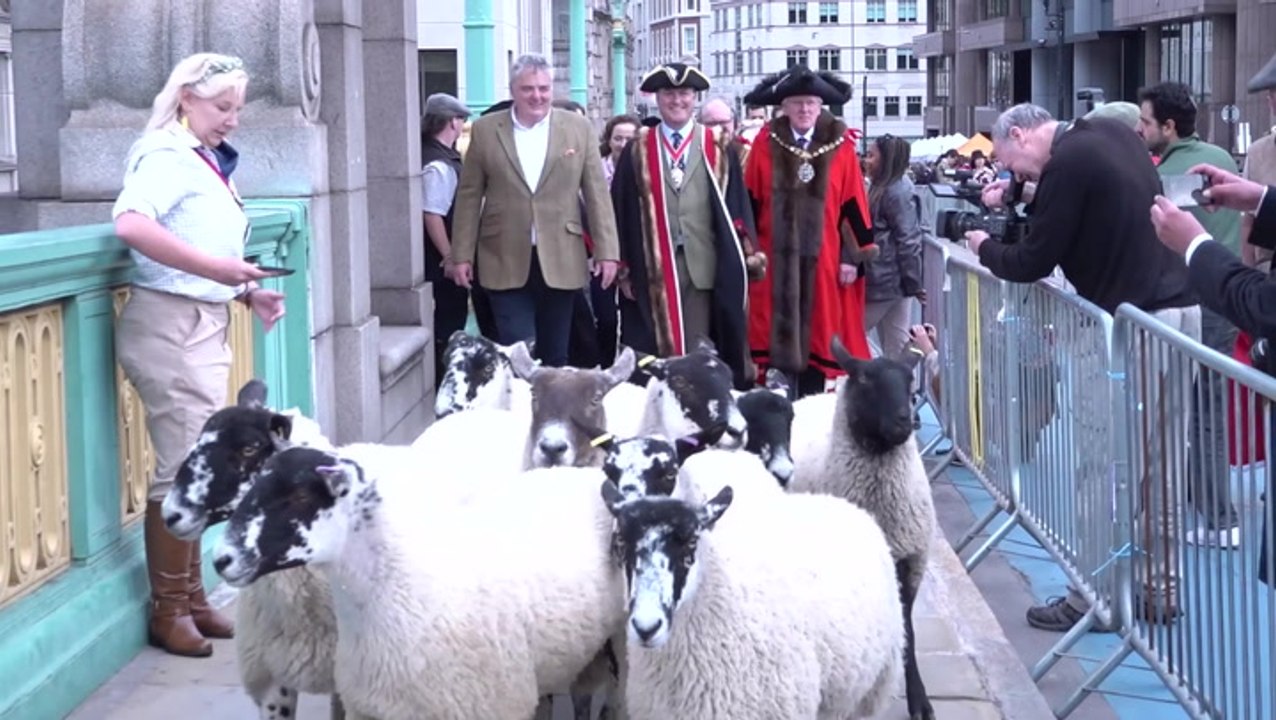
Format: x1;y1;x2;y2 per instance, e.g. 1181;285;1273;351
611;1;628;114
570;0;588;106
463;0;498;112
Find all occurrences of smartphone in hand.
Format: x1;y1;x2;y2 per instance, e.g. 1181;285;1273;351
254;264;296;277
1160;174;1209;208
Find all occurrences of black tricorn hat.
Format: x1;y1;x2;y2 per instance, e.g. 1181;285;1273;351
641;116;662;128
744;65;852;107
481;99;514;116
1248;52;1276;94
639;63;711;93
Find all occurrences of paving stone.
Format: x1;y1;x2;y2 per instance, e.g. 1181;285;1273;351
918;652;990;701
929;698;1005;720
914;614;963;653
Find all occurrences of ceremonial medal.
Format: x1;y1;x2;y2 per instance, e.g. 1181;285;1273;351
797;160;815;184
671;164;685;190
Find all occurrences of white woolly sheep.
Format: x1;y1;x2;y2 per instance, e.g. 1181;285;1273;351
601;339;748;449
433;331;532;419
788;339;937;720
212;447;629;720
160;380;344;719
601;480;905;720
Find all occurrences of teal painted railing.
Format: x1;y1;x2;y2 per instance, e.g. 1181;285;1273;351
0;199;312;720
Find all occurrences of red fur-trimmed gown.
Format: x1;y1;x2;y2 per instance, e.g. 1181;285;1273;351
744;113;873;390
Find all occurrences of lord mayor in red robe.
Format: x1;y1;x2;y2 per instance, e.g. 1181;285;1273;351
744;66;877;397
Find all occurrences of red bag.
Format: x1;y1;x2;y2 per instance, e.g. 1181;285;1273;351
1229;331;1267;466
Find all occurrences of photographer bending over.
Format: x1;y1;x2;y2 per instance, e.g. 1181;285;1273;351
968;103;1200;633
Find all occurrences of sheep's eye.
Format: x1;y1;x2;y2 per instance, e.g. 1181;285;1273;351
241;444;260;457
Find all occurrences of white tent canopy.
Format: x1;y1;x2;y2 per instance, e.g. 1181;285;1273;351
910;134;968;160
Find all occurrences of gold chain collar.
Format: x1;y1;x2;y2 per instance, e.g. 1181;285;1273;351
770;132;846;161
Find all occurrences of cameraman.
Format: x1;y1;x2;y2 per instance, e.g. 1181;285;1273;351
967;103;1200;633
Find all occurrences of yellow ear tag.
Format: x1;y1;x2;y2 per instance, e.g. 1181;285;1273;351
638;355;656;368
590;432;615;448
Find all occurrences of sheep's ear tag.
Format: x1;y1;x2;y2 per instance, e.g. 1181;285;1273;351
590;432;616;449
637;355;657;369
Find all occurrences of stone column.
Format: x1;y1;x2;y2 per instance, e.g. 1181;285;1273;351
314;0;378;442
463;0;497;111
570;0;587;106
611;3;627;114
363;0;433;443
11;0;68;211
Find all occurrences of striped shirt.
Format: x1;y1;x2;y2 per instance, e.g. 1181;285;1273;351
112;124;250;303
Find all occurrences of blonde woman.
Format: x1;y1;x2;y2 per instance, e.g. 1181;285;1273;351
113;53;285;658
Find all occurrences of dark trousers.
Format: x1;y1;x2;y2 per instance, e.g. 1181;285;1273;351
431;274;471;389
590;274;618;365
1189;308;1241;529
486;254;576;367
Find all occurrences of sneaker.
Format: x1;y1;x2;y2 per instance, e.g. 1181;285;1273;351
1185;525;1241;549
1026;596;1085;632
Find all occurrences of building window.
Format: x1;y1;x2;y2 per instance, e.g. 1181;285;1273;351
867;0;886;23
980;0;1009;20
898;0;918;23
418;49;459;114
787;48;810;68
988;51;1012;108
735;51;744;74
865;48;887;70
788;2;808;24
864;96;879;117
1160;19;1214;106
931;0;951;31
819;1;838;23
896;48;919;70
683;26;697;55
818;48;841;71
907;96;923;116
932;55;952;106
884;96;900;116
735;6;742;28
686;0;697;10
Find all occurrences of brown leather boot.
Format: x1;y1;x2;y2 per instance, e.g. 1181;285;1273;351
144;500;213;657
188;537;234;639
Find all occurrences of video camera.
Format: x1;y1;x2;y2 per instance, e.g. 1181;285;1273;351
928;172;1030;246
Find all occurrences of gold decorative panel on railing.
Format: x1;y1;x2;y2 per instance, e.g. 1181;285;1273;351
0;303;71;607
114;290;256;523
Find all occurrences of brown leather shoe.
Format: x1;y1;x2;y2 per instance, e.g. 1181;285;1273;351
144;501;213;657
189;537;234;639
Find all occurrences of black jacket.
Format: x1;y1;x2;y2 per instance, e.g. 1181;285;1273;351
978;117;1198;314
1188;186;1276;339
421;137;464;282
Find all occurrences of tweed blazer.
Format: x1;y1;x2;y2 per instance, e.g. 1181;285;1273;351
450;108;619;291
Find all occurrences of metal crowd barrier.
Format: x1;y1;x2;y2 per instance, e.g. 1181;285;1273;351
928;252;1276;718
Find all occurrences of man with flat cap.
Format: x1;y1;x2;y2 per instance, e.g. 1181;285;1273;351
610;62;762;387
742;64;878;398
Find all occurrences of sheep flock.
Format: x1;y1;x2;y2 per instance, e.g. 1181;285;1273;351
166;330;939;720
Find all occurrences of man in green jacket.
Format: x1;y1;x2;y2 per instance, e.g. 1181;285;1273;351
1138;80;1242;548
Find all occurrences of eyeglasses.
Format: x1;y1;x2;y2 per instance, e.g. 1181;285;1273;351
200;56;245;84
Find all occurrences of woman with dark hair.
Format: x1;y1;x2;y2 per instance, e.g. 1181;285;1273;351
970;149;996;185
599;114;640;186
863;134;925;360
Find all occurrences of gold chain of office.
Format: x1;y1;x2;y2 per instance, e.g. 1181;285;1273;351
770;133;847;183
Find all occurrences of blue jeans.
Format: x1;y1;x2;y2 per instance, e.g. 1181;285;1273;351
486;253;576;367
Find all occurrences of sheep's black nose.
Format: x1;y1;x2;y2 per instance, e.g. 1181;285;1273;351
213;555;232;574
539;438;569;456
632;617;663;642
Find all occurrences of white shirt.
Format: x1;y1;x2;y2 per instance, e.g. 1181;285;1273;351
422;160;459;216
661;119;695;148
512;109;552;245
512;109;551;193
1183;186;1270;265
112;124;250;303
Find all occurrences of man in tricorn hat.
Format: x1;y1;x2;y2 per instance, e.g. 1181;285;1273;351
742;64;878;397
610;62;763;387
1242;51;1276;273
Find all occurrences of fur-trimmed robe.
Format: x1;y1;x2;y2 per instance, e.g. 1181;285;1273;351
611;124;757;389
745;113;873;379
